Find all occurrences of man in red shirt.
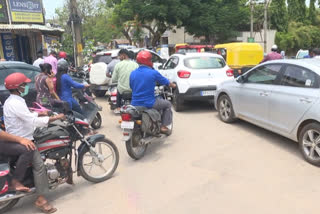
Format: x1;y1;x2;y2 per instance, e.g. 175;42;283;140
260;45;283;63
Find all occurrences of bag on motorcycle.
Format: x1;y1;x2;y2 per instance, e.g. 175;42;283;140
0;163;9;195
141;109;161;135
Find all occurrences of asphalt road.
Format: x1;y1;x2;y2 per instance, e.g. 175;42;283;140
7;98;320;214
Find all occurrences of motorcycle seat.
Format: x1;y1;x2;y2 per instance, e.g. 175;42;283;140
122;91;132;100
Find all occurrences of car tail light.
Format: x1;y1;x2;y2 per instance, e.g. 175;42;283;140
177;70;191;78
121;113;132;121
226;69;234;77
104;53;111;56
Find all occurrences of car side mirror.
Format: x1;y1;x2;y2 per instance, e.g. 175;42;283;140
158;65;164;70
237;75;245;84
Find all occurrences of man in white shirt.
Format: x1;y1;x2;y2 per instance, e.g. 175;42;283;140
4;72;64;213
33;51;44;68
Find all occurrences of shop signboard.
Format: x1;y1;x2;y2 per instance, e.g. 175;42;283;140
1;33;15;61
0;0;8;23
8;0;44;23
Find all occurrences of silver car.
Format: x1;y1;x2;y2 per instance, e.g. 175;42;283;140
215;59;320;165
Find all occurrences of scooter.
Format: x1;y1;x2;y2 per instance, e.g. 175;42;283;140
120;86;173;160
0;113;119;213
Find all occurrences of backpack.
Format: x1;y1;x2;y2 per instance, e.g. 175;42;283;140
141;109;161;135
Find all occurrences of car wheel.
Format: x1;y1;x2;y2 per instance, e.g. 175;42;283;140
172;88;184;112
299;123;320;166
217;95;236;123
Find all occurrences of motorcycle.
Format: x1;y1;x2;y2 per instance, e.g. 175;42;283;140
106;84;132;112
120;86;173;160
106;83;118;111
0;113;119;213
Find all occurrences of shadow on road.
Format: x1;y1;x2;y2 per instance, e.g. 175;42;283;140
176;101;216;114
214;114;302;161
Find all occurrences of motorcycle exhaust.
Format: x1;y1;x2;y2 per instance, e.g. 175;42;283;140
0;188;35;203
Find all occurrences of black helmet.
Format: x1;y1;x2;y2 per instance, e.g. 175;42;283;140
57;60;69;73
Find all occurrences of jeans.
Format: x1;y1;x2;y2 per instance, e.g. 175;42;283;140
152;99;172;126
0;141;34;181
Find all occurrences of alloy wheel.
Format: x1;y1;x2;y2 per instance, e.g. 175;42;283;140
219;98;231;121
302;129;320;161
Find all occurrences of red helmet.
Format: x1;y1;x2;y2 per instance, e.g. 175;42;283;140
136;51;153;67
59;51;67;59
5;73;31;90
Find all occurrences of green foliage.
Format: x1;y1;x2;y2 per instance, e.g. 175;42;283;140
181;0;248;43
308;0;316;25
287;0;306;23
275;22;320;55
270;0;288;32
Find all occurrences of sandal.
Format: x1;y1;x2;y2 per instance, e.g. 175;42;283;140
35;202;57;214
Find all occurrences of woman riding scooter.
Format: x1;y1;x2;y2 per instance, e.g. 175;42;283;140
56;60;90;115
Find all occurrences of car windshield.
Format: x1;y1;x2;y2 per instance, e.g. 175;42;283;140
184;57;225;69
297;51;309;59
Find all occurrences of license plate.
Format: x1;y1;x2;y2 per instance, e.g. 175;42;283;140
121;121;134;129
111;96;117;101
201;90;215;96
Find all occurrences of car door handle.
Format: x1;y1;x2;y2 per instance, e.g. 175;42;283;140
259;92;269;97
299;98;312;103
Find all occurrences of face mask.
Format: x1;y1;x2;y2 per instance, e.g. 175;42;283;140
19;85;29;97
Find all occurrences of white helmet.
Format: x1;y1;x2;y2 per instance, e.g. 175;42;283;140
271;45;278;51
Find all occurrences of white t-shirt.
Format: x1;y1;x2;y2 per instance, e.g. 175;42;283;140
33;58;44;68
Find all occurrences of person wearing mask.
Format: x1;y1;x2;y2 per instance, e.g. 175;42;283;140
4;72;64;213
112;49;139;114
0;130;35;192
33;51;44;68
35;63;61;107
56;60;90;115
130;51;176;134
44;51;58;75
260;45;282;63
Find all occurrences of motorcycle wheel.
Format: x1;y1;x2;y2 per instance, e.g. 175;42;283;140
166;122;173;136
93;90;106;97
78;138;119;183
0;199;20;213
125;131;147;160
91;113;102;129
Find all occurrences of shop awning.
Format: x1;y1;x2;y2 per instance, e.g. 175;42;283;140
0;24;64;33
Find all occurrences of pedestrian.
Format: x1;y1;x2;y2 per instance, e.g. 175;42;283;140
33;51;44;68
312;48;320;59
112;49;139;114
260;45;282;63
44;50;58;75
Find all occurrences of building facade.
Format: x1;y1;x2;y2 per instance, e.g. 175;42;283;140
0;0;63;63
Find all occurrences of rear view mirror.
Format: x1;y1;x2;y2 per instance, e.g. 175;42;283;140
236;75;245;84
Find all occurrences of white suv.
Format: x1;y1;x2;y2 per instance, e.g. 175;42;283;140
159;52;234;111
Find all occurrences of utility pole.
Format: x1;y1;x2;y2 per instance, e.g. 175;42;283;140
263;0;272;53
250;0;254;39
69;0;83;67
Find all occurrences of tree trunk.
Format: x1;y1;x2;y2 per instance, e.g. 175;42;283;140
121;29;132;45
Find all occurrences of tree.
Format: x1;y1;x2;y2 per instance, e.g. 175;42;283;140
181;0;248;43
308;0;316;25
287;0;306;23
270;0;288;32
109;0;190;46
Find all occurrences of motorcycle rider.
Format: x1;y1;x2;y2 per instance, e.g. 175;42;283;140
260;45;282;63
112;49;139;114
107;51;120;77
58;51;67;64
56;60;90;115
3;72;65;213
0;130;35;192
130;50;176;134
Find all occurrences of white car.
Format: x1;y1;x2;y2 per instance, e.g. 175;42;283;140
159;52;234;111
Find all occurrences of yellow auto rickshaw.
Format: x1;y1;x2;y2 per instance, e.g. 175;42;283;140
214;42;264;77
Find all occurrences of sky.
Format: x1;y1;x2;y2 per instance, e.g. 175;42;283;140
43;0;65;19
